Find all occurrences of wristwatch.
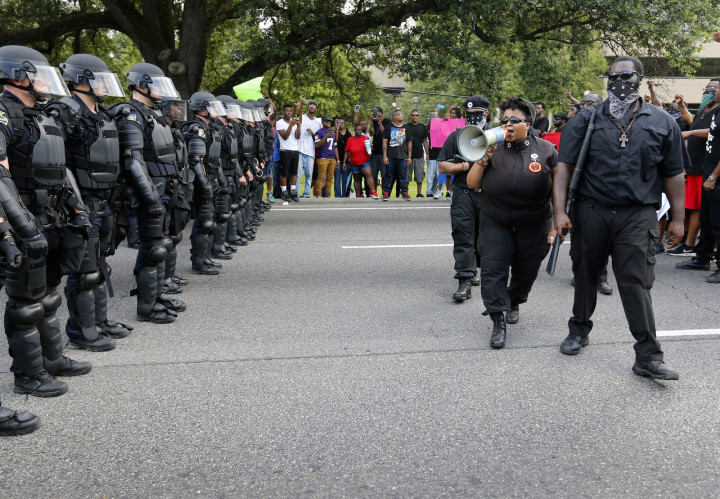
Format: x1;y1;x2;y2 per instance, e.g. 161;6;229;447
709;175;716;182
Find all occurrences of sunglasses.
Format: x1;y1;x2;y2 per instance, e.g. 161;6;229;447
607;70;640;81
410;114;419;117
500;117;527;125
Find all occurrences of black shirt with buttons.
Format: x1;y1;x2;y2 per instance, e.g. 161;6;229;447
558;99;688;209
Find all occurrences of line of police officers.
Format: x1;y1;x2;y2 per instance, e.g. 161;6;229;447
0;45;273;436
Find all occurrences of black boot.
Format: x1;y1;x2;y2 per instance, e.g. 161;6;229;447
211;222;232;259
136;266;175;323
191;233;220;274
94;282;133;338
0;406;40;436
490;312;506;349
505;304;520;325
8;307;69;397
453;278;472;302
157;293;187;313
65;287;116;352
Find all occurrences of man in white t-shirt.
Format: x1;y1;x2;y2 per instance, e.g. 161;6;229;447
296;99;322;197
276;102;302;202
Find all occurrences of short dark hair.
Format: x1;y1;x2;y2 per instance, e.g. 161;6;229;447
283;104;292;111
376;106;384;114
535;101;546;110
573;103;581;112
499;96;535;123
611;56;643;75
710;77;720;83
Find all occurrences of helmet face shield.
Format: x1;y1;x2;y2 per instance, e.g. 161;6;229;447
163;100;187;121
89;71;125;98
224;103;242;119
241;108;254;122
28;65;70;97
147;76;180;99
252;109;264;121
206;100;226;118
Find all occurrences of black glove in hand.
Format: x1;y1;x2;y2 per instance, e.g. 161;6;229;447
0;235;23;269
202;184;213;200
147;202;164;217
21;231;48;259
218;186;229;195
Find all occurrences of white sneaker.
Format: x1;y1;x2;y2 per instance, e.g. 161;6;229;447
433;190;441;199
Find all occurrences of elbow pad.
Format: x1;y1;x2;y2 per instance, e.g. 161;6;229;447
0;173;38;238
0;132;6;162
188;137;206;157
117;121;145;156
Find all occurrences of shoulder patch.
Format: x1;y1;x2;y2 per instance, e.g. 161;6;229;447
198;128;206;138
0;110;7;127
127;113;140;125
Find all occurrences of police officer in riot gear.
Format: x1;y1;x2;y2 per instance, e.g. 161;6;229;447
235;100;258;242
111;62;186;323
0;45;92;397
160;96;192;289
184;92;226;274
437;96;491;302
215;95;247;247
50;53;134;351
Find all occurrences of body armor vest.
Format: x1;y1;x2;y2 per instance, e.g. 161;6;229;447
124;100;178;178
171;124;189;168
195;119;221;175
239;123;253;162
0;97;67;192
52;97;120;191
220;123;239;176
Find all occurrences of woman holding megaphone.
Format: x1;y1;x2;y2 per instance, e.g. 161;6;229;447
466;97;558;349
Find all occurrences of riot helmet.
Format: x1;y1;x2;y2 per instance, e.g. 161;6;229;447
125;62;180;104
189;91;226;118
216;95;242;120
245;100;265;122
256;98;272;115
160;97;187;122
236;100;255;122
0;45;70;102
60;53;124;103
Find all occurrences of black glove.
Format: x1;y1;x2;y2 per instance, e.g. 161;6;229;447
147;202;164;217
0;233;23;270
21;231;48;259
201;183;213;200
218;186;229;195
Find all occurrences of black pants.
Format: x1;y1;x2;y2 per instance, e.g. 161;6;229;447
569;199;663;362
693;186;720;266
450;189;483;280
278;150;299;178
478;211;550;314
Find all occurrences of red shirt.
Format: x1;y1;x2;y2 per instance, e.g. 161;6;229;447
345;136;370;165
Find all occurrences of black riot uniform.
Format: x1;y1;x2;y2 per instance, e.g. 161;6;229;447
111;62;186;323
437;96;491;302
215;95;246;247
0;45;92;397
184;92;225;274
557;96;689;369
159;97;192;290
235;100;259;242
50;54;134;351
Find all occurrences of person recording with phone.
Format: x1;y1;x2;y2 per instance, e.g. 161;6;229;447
276;102;302;202
366;107;391;191
465;97;557;349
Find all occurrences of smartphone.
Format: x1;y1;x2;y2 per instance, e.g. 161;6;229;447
293;113;299;120
436;104;444;109
354;104;361;113
372;107;378;118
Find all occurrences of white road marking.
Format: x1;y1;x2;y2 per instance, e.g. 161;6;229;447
273;206;451;211
657;329;720;337
342;244;453;249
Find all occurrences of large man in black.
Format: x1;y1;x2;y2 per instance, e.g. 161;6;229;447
553;56;688;380
438;96;491;302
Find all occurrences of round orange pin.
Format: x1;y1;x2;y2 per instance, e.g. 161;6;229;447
528;161;542;172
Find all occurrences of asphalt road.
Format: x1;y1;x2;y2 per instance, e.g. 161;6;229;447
0;197;718;498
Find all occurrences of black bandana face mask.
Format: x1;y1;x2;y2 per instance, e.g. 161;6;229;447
465;111;487;128
607;80;639;119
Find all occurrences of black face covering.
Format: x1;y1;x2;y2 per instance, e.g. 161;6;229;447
465;111;487;128
607;80;640;119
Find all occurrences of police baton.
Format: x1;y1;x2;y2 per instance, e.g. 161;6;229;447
546;108;597;276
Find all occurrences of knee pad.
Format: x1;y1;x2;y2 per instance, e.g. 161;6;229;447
239;198;247;207
79;271;102;291
146;245;168;265
218;213;231;223
163;238;174;251
9;302;44;327
41;291;62;315
170;234;183;245
230;203;239;212
200;220;214;234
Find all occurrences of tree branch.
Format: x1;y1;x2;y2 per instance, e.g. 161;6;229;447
0;11;120;46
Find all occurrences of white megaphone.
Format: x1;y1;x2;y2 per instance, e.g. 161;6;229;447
456;125;507;162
